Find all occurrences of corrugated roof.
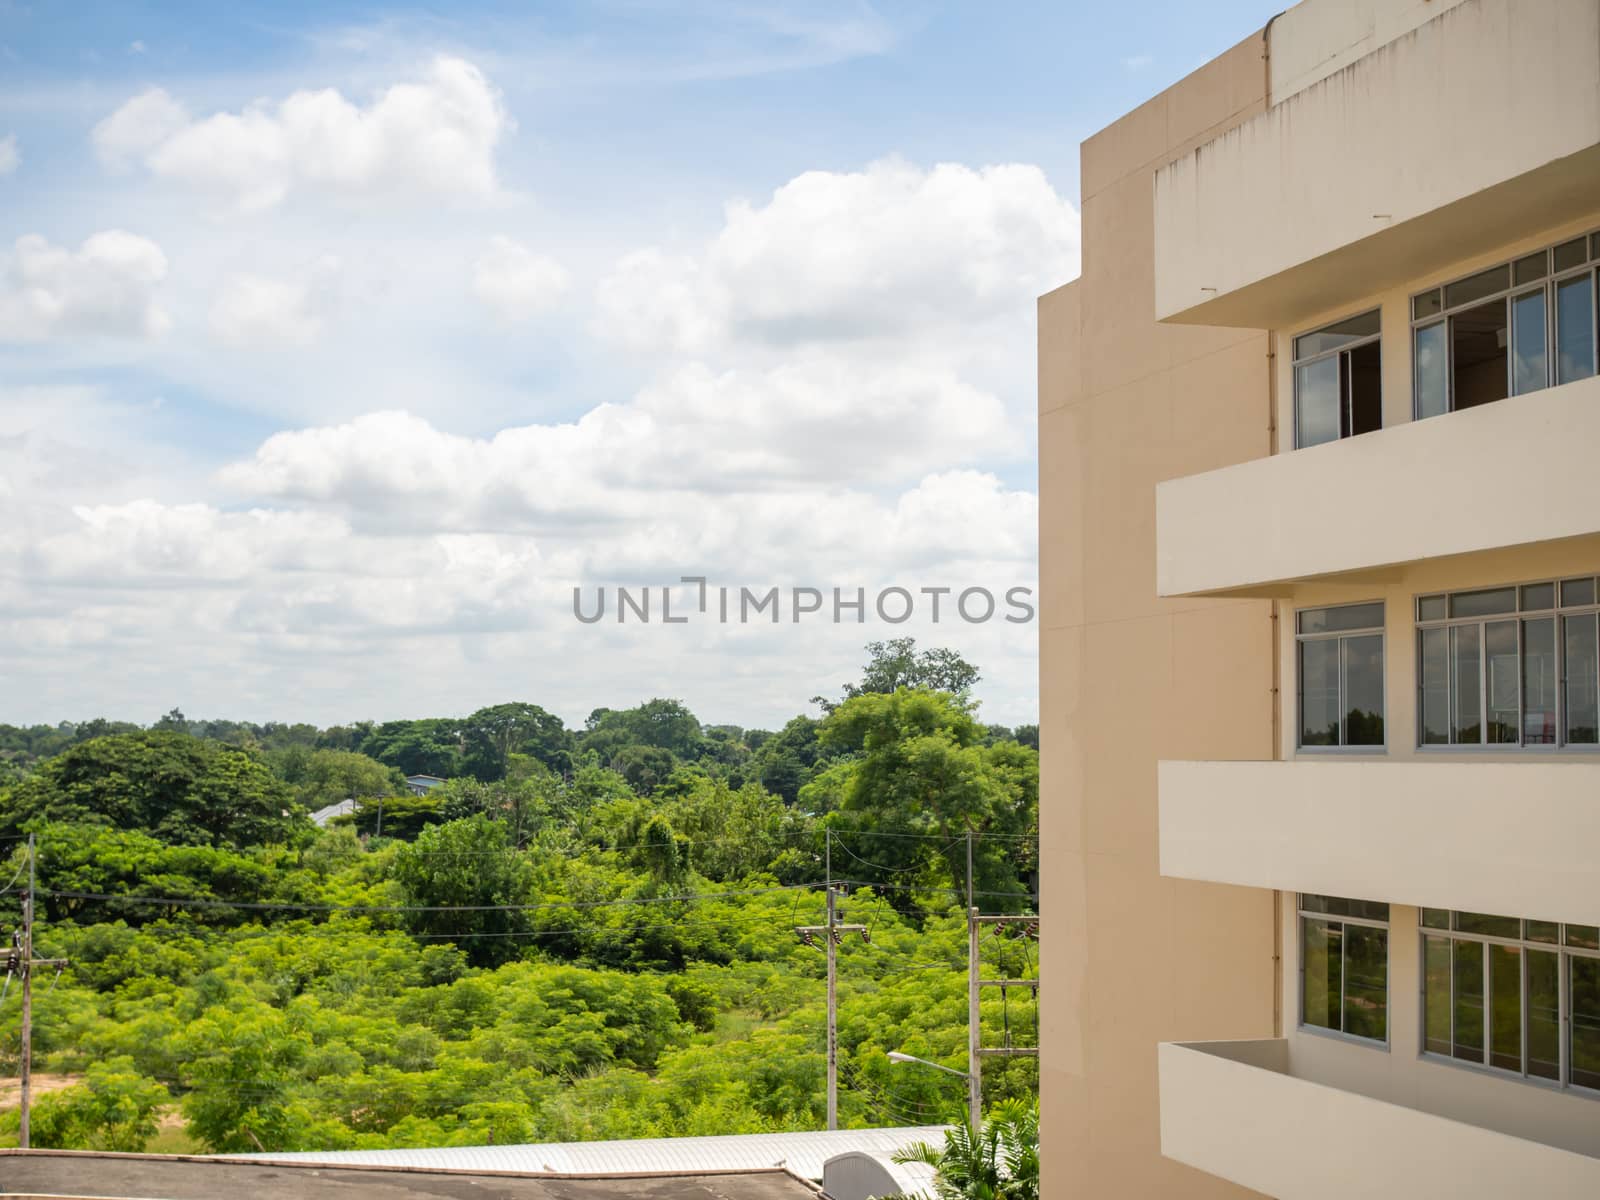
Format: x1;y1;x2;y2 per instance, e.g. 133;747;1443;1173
234;1126;949;1181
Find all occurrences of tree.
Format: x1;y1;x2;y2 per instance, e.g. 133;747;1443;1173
894;1099;1039;1200
0;731;301;848
0;1056;169;1151
393;816;534;966
580;699;703;763
291;749;405;811
816;639;981;713
749;716;823;805
461;703;571;781
803;689;1035;914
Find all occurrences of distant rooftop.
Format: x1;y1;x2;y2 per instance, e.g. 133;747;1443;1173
234;1126;948;1182
0;1150;822;1200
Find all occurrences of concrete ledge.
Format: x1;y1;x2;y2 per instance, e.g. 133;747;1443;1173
1159;1040;1600;1198
1159;758;1600;923
1156;373;1600;598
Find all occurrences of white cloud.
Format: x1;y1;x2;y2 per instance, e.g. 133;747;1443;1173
0;231;169;342
219;357;1019;528
92;88;189;169
129;40;147;55
0;134;18;176
94;56;510;212
597;158;1080;354
1122;54;1153;71
210;257;340;348
472;236;569;322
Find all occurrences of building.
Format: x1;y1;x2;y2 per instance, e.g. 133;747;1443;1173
1038;0;1600;1196
405;773;447;796
0;1149;824;1200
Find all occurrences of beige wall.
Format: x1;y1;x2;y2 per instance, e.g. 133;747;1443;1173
1037;29;1276;1200
1157;209;1600;599
1160;759;1600;924
1154;0;1600;328
1159;1039;1600;1197
1268;0;1474;103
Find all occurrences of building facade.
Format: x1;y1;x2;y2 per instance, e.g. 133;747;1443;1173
1039;1;1600;1196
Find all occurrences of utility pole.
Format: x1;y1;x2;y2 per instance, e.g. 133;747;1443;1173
967;905;981;1130
11;834;67;1151
968;912;1042;1133
796;878;867;1131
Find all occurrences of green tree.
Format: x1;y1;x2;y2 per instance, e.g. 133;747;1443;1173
392;816;534;966
0;1056;169;1150
461;703;571;781
815;638;981;713
803;689;1035;914
0;731;300;847
894;1100;1040;1200
292;749;405;811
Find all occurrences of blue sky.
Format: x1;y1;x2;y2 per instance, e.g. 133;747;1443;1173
0;0;1277;731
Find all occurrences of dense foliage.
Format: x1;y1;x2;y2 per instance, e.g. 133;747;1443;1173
0;642;1038;1153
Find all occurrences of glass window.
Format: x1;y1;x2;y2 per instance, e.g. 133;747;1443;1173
1412;234;1600;415
1451;623;1482;744
1489;944;1522;1072
1511;290;1547;396
1553;237;1588;273
1295;357;1340;449
1300;897;1387;1044
1563;578;1597;607
1422;911;1600;1093
1453;939;1486;1063
1529;949;1561;1081
1523;618;1557;745
1514;251;1548;285
1568;926;1600;951
1565;613;1599;744
1446;264;1510;309
1485;620;1519;744
1294;310;1380;358
1451;587;1517;618
1298;605;1385;749
1422;908;1450;930
1424;936;1452;1055
1293;312;1381;449
1521;583;1555;611
1414;321;1449;419
1302;916;1341;1032
1417;579;1600;749
1299;637;1339;747
1556;274;1596;385
1574;957;1600;1090
1456;912;1521;938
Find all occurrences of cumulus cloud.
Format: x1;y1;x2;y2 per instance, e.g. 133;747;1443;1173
0;134;18;176
472;236;569;322
597;158;1080;353
92;88;189;168
210;257;340;348
0;231;169;342
219;358;1019;527
93;57;510;211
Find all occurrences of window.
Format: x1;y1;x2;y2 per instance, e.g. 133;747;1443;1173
1417;579;1600;748
1300;895;1389;1043
1422;910;1600;1093
1296;603;1385;749
1292;310;1382;449
1413;232;1600;419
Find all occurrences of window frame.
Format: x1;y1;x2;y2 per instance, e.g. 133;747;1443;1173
1297;894;1391;1049
1419;911;1600;1098
1415;577;1600;752
1412;231;1600;419
1295;601;1387;754
1290;309;1383;450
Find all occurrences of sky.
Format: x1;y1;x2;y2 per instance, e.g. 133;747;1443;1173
0;0;1278;733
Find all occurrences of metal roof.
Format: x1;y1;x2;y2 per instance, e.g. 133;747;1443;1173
236;1126;949;1181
